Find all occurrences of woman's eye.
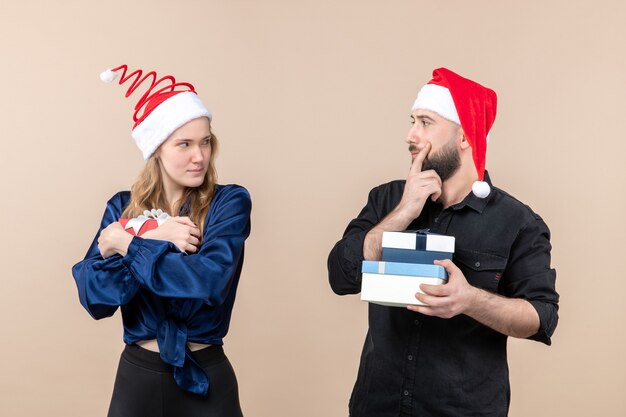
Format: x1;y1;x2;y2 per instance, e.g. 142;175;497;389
178;142;189;148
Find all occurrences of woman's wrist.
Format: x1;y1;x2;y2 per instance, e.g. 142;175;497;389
114;229;134;257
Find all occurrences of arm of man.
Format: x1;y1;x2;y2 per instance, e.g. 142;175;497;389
409;217;559;342
409;260;539;338
329;143;442;294
363;143;442;260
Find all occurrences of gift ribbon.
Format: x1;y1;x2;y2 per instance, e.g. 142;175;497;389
123;209;170;235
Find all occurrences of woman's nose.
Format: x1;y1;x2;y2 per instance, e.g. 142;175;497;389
191;145;204;162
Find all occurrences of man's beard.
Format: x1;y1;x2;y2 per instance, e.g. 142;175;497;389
412;138;460;182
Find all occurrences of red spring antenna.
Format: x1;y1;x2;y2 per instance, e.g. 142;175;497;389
100;64;196;125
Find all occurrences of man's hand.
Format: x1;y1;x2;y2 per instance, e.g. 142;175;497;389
141;216;201;253
396;142;442;220
407;259;478;318
98;222;133;259
408;259;541;338
363;143;442;260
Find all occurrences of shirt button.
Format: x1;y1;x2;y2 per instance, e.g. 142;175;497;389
434;217;439;223
414;319;420;326
475;261;481;268
403;390;409;396
408;355;413;361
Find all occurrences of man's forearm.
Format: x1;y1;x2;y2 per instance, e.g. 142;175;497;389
465;288;540;338
363;205;415;260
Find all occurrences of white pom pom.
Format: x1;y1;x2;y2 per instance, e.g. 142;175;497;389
472;181;491;198
99;69;118;83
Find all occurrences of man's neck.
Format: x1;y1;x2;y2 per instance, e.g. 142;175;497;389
438;168;477;209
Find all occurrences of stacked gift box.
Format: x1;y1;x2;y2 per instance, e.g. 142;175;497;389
361;230;455;307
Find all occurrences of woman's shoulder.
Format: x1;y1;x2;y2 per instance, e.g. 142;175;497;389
210;184;252;217
213;184;251;202
105;190;131;211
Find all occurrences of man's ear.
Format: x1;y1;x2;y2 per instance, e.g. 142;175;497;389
458;127;471;150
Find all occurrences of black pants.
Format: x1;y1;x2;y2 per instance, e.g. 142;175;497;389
107;344;243;417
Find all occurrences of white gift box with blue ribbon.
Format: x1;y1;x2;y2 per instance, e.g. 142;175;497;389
361;260;448;307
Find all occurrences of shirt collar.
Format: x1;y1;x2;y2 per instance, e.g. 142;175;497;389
450;171;495;213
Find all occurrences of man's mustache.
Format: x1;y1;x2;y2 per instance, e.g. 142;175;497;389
409;144;425;154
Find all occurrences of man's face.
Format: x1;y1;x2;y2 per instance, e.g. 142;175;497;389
420;136;460;181
406;109;461;181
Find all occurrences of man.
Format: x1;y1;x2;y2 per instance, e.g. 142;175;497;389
327;68;559;417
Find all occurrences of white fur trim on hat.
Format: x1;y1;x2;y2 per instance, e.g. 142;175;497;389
411;84;460;124
131;91;212;159
472;180;491;198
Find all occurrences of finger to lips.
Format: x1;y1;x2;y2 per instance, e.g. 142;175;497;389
410;142;431;174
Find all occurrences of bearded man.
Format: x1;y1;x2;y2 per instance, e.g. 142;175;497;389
328;68;559;417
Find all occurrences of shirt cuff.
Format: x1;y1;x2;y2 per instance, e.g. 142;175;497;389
341;230;369;280
527;299;559;345
121;236;150;286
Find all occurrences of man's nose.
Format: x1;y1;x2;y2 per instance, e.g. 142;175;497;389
405;125;420;144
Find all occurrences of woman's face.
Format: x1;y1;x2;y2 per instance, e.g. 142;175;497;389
156;117;212;195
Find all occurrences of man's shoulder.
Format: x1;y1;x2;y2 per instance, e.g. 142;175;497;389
490;185;545;226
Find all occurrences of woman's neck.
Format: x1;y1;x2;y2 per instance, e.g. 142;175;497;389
163;184;184;215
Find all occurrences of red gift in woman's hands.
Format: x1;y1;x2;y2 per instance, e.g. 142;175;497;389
119;209;170;236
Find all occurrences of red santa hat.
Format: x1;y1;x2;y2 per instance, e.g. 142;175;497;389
100;64;212;159
411;68;497;198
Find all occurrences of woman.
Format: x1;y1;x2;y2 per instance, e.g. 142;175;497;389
73;65;251;417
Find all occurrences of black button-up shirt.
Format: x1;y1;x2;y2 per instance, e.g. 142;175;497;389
328;174;559;417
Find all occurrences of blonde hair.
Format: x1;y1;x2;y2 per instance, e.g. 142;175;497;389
122;133;219;237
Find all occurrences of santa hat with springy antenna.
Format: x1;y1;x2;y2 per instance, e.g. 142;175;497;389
100;65;212;159
411;68;497;198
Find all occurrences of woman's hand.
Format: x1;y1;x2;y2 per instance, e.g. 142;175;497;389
141;216;202;253
98;222;133;259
